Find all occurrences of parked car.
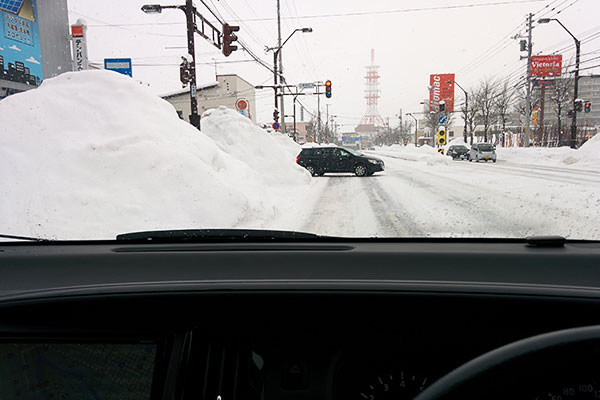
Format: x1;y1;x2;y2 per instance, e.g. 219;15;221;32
447;145;469;160
468;143;497;163
296;146;385;176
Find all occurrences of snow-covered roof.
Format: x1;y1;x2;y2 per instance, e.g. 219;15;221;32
160;81;218;99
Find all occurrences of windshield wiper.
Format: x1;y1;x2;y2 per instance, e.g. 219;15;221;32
0;233;51;242
116;229;321;242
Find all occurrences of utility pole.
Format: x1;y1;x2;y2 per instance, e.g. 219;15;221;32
524;13;533;146
538;17;581;148
316;81;322;143
276;0;286;133
539;85;546;145
407;113;418;147
326;104;330;131
572;39;581;148
184;0;199;129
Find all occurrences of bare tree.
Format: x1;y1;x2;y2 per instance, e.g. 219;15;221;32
461;89;478;145
494;80;514;134
514;83;541;141
473;79;497;142
549;74;573;146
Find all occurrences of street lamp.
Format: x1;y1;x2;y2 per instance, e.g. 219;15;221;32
406;113;418;146
270;28;312;131
447;80;469;145
538;18;580;148
142;1;200;130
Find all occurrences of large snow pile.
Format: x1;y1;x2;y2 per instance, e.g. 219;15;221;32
372;135;599;168
0;70;311;239
495;137;599;168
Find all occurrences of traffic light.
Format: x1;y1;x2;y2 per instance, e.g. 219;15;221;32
179;57;190;86
520;40;527;52
439;100;446;112
273;109;279;123
222;24;240;57
437;126;447;146
585;102;591;113
325;80;332;98
575;99;583;112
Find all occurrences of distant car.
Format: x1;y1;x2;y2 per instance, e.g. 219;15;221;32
469;143;497;163
447;145;469;160
296;146;385;176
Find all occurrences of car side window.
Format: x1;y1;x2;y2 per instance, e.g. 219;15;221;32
339;150;350;157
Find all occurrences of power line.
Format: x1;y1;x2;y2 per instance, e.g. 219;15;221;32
69;10;186;38
571;64;600;73
221;0;547;22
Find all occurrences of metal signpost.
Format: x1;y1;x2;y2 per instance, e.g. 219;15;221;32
104;58;133;77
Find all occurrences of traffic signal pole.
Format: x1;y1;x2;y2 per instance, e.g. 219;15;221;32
273;51;279;111
142;1;238;131
570;33;580;148
525;13;533;146
184;0;199;129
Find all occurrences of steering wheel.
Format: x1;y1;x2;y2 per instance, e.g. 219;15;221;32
413;325;600;400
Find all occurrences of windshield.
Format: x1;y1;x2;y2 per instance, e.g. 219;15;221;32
1;0;599;241
345;148;363;157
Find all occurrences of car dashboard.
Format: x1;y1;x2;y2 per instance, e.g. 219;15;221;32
1;239;600;400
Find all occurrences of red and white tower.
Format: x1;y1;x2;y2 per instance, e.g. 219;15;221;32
359;49;385;127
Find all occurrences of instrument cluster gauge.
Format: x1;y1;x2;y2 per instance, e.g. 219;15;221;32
358;370;430;400
335;356;433;400
535;383;600;400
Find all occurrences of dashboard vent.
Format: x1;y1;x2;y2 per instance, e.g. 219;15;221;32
182;338;263;400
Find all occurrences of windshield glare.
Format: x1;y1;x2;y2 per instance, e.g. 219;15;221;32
1;0;599;241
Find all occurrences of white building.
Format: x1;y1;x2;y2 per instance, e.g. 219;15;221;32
161;74;256;124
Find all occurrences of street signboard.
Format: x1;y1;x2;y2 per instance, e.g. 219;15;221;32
530;55;562;77
1;0;43;86
272;122;280;130
235;98;248;111
71;23;89;71
438;116;447;124
533;79;555;87
342;135;360;143
104;58;132;77
299;82;315;89
429;73;455;112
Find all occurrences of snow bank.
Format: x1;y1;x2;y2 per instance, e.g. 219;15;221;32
496;141;599;168
372;135;599;169
0;70;311;239
369;143;449;164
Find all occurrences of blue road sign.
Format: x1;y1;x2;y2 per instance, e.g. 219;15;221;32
438;116;447;124
104;58;133;77
272;122;280;130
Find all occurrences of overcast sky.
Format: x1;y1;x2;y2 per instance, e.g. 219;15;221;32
67;0;599;130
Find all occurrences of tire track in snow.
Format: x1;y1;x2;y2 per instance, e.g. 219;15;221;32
361;176;425;237
376;155;600;238
300;175;380;237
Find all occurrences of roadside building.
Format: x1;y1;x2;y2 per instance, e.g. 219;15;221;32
284;121;309;143
161;74;256;124
1;0;72;99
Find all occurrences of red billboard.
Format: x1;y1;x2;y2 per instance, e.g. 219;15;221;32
430;73;455;112
530;55;562;77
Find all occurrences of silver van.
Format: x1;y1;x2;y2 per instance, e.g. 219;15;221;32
468;143;497;163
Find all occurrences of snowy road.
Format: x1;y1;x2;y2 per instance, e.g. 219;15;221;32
300;153;600;239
